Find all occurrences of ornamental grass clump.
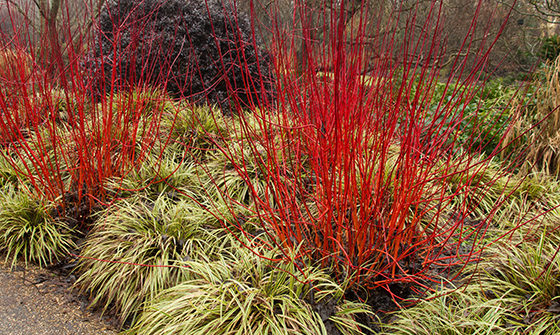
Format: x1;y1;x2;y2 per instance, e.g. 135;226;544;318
380;224;560;334
107;150;201;199
525;55;560;176
479;232;560;330
160;103;229;161
127;236;373;335
378;283;521;334
75;193;223;325
0;185;75;268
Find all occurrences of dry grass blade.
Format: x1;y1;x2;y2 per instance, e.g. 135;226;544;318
525;55;560;176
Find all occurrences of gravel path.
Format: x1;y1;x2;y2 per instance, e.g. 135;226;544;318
0;260;116;335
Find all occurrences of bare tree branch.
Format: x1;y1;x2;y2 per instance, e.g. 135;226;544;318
4;0;41;34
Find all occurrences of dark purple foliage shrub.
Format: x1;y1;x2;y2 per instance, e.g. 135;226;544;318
87;0;272;108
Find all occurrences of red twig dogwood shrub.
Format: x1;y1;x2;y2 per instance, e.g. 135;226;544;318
0;1;174;223
207;0;527;296
0;47;36;143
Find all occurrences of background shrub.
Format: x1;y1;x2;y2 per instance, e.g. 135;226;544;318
87;0;273;108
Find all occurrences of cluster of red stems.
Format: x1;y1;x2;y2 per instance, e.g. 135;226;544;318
0;0;527;295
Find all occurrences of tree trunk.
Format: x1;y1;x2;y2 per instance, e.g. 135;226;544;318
38;0;66;85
